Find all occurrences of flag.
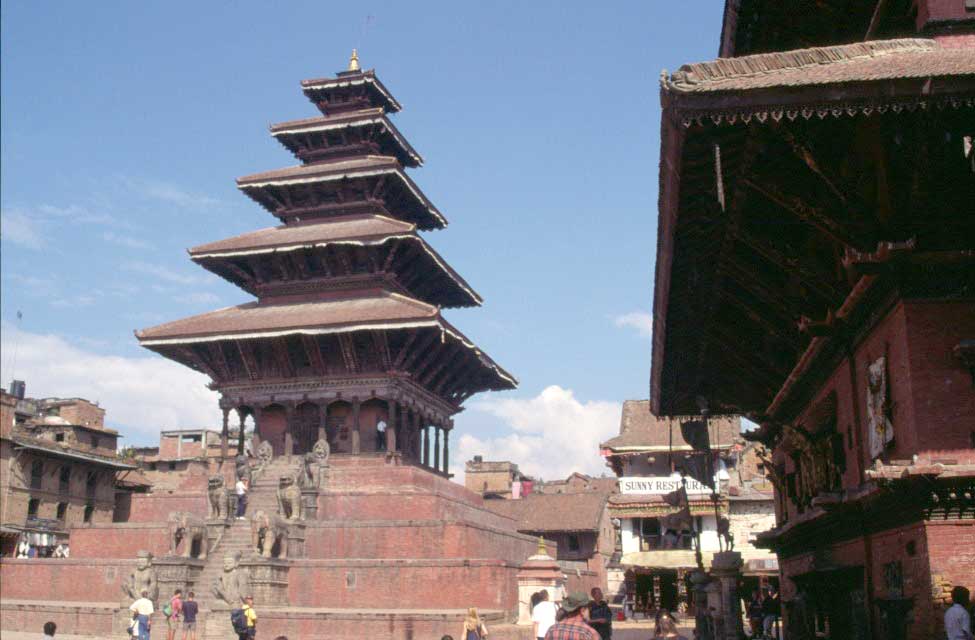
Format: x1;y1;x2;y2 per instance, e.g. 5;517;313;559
680;419;711;452
680;453;715;490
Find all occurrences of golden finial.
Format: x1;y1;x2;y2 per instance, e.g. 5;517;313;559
537;536;547;556
348;49;361;72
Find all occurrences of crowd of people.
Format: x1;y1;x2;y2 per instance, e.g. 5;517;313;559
14;538;69;558
745;585;780;639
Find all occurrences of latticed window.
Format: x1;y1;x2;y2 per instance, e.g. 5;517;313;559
59;466;71;493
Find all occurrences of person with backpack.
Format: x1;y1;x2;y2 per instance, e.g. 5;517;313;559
164;588;183;640
231;595;257;639
461;607;488;640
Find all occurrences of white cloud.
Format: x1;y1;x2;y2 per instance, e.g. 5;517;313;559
1;209;46;249
613;311;653;339
102;231;153;250
121;177;222;210
454;385;621;482
122;260;216;286
0;324;221;443
174;291;221;305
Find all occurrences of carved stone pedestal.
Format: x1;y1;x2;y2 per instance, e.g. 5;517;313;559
206;518;229;552
709;551;744;640
240;558;290;606
287;520;307;558
300;488;319;520
690;569;714;640
154;557;206;599
516;540;565;625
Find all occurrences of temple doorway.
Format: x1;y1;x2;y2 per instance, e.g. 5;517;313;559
294;402;320;455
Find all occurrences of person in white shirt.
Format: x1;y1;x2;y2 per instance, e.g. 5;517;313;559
129;589;155;640
946;586;972;640
531;589;558;640
235;477;248;520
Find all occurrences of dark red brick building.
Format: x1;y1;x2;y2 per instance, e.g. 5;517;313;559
649;2;974;639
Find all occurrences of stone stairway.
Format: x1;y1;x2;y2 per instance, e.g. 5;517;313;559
193;457;300;639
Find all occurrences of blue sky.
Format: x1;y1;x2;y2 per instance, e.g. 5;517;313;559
1;1;726;479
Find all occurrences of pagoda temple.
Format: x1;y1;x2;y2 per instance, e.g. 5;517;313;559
137;51;516;475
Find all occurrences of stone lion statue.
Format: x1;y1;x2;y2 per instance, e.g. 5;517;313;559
208;475;229;519
277;475;302;521
297;452;317;490
168;511;207;559
254;441;273;476
312;438;330;465
250;509;289;559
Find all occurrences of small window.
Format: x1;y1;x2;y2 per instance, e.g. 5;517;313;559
55;433;65;443
567;534;581;552
86;472;97;498
149;462;158;471
30;460;44;489
56;502;68;521
168;462;177;471
83;503;94;523
91;435;100;449
28;498;40;518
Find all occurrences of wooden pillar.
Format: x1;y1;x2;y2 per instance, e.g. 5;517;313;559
433;425;441;472
284;404;295;459
221;407;230;460
318;403;328;443
352;398;361;455
443;427;450;475
411;410;420;462
388;399;398;453
237;408;248;455
421;422;429;466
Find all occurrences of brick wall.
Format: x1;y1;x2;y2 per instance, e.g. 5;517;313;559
0;558;133;602
728;499;776;559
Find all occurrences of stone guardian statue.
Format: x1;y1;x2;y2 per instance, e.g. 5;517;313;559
121;551;159;603
211;552;251;608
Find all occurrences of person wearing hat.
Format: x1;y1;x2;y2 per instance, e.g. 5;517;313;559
544;592;597;640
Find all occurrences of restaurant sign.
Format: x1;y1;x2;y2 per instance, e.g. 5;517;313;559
618;476;714;495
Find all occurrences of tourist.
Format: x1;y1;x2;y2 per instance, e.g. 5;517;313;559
746;590;763;636
545;592;596;640
129;589;155;640
761;586;779;639
165;588;183;640
17;538;30;558
43;620;57;638
240;594;257;639
236;476;249;519
461;607;488;640
588;588;612;640
945;586;972;640
532;590;557;640
180;591;199;640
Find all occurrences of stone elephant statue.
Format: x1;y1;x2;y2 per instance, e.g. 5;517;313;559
250;509;289;559
168;511;207;559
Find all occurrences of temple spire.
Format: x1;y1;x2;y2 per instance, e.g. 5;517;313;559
348;49;360;72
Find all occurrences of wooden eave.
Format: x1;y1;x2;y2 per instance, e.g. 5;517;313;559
651;42;975;418
301;70;402;114
191;232;482;308
270;108;423;168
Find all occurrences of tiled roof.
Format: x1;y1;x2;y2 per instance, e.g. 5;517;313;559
5;436;136;469
236;155;400;186
136;292;439;343
189;215;415;256
601;401;740;452
484;492;609;533
664;39;975;94
301;70;402;112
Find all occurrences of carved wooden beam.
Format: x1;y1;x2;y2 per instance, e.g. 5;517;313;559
744;178;864;250
207;342;233;381
400;330;440;371
382;241;401;272
842;238;917;278
372;330;392;371
172;345;219;380
798;310;841;337
218;260;256;286
393;330;420;369
317;246;333;277
245;256;268;284
290;250;310;279
273;254;292;281
338;333;359;374
236;340;259;380
421;342;462;388
705;328;783;392
301;335;327;376
371;175;388;200
272;337;295;378
719;289;794;341
337;250;355;276
731;228;844;307
780;128;850;208
432;347;472;395
411;337;445;383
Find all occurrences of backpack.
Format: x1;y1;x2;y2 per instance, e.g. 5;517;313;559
230;608;248;634
162;603;173;618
